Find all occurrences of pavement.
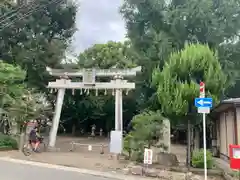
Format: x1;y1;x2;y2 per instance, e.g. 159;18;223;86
0;157;148;180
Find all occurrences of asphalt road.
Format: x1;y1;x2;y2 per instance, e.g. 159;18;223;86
0;159;117;180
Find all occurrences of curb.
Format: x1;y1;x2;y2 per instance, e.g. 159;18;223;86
0;156;148;180
0;146;15;151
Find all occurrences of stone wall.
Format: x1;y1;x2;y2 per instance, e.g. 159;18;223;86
157;119;171;153
152;119;172;164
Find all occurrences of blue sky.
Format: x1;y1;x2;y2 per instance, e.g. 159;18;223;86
70;0;126;54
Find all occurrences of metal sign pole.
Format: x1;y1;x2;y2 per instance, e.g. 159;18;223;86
200;82;207;180
203;112;207;180
195;91;212;180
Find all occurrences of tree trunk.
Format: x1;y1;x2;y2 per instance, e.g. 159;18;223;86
19;132;25;152
186;119;191;168
194;127;200;150
190;125;194;166
71;124;76;136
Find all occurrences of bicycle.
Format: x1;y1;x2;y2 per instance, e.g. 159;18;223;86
22;136;47;156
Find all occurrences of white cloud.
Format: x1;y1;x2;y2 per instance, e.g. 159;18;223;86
70;0;126;54
109;22;122;32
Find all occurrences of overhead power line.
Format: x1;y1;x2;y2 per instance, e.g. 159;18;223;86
0;1;31;23
0;0;64;31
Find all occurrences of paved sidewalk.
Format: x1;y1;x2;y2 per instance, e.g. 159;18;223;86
0;151;222;180
0;157;150;180
214;158;233;173
0;151;127;172
0;142;224;180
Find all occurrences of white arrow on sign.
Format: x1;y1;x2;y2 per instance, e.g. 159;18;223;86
205;101;211;104
198;100;204;106
197;100;211;106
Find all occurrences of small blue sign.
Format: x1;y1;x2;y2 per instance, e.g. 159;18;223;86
195;98;213;108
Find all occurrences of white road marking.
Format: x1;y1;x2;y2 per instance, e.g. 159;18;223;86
0;156;145;180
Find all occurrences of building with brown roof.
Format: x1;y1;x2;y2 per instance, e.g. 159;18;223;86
210;98;240;161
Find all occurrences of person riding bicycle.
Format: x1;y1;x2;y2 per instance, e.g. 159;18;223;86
29;126;41;152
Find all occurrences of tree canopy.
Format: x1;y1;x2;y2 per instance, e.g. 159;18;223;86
0;60;26;108
78;41;138;69
120;0;240;102
0;61;51;129
151;43;228;166
152;43;228;122
0;0;77;89
0;0;77;133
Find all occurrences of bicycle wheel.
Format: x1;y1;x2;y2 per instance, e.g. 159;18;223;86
22;146;31;156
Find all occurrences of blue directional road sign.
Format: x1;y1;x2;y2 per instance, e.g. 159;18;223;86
194;98;213;108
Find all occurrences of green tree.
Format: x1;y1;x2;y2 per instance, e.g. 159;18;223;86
78;41;138;68
124;110;165;162
0;60;26;133
0;60;26;109
0;61;51;133
0;0;77;89
120;0;240;107
60;89;106;135
152;43;228;166
6;90;52;133
218;41;240;97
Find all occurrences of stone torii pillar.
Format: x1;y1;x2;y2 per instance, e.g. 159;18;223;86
49;74;68;148
114;75;123;131
49;88;65;147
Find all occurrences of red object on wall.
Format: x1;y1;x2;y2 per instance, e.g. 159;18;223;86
229;144;240;169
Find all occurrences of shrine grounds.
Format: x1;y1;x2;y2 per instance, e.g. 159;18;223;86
0;135;226;180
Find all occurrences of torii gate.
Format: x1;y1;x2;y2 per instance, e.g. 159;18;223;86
46;66;141;148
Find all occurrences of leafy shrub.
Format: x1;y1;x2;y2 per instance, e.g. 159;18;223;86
230;170;240;178
123;110;165;162
123;133;133;158
0;133;18;149
192;149;213;169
